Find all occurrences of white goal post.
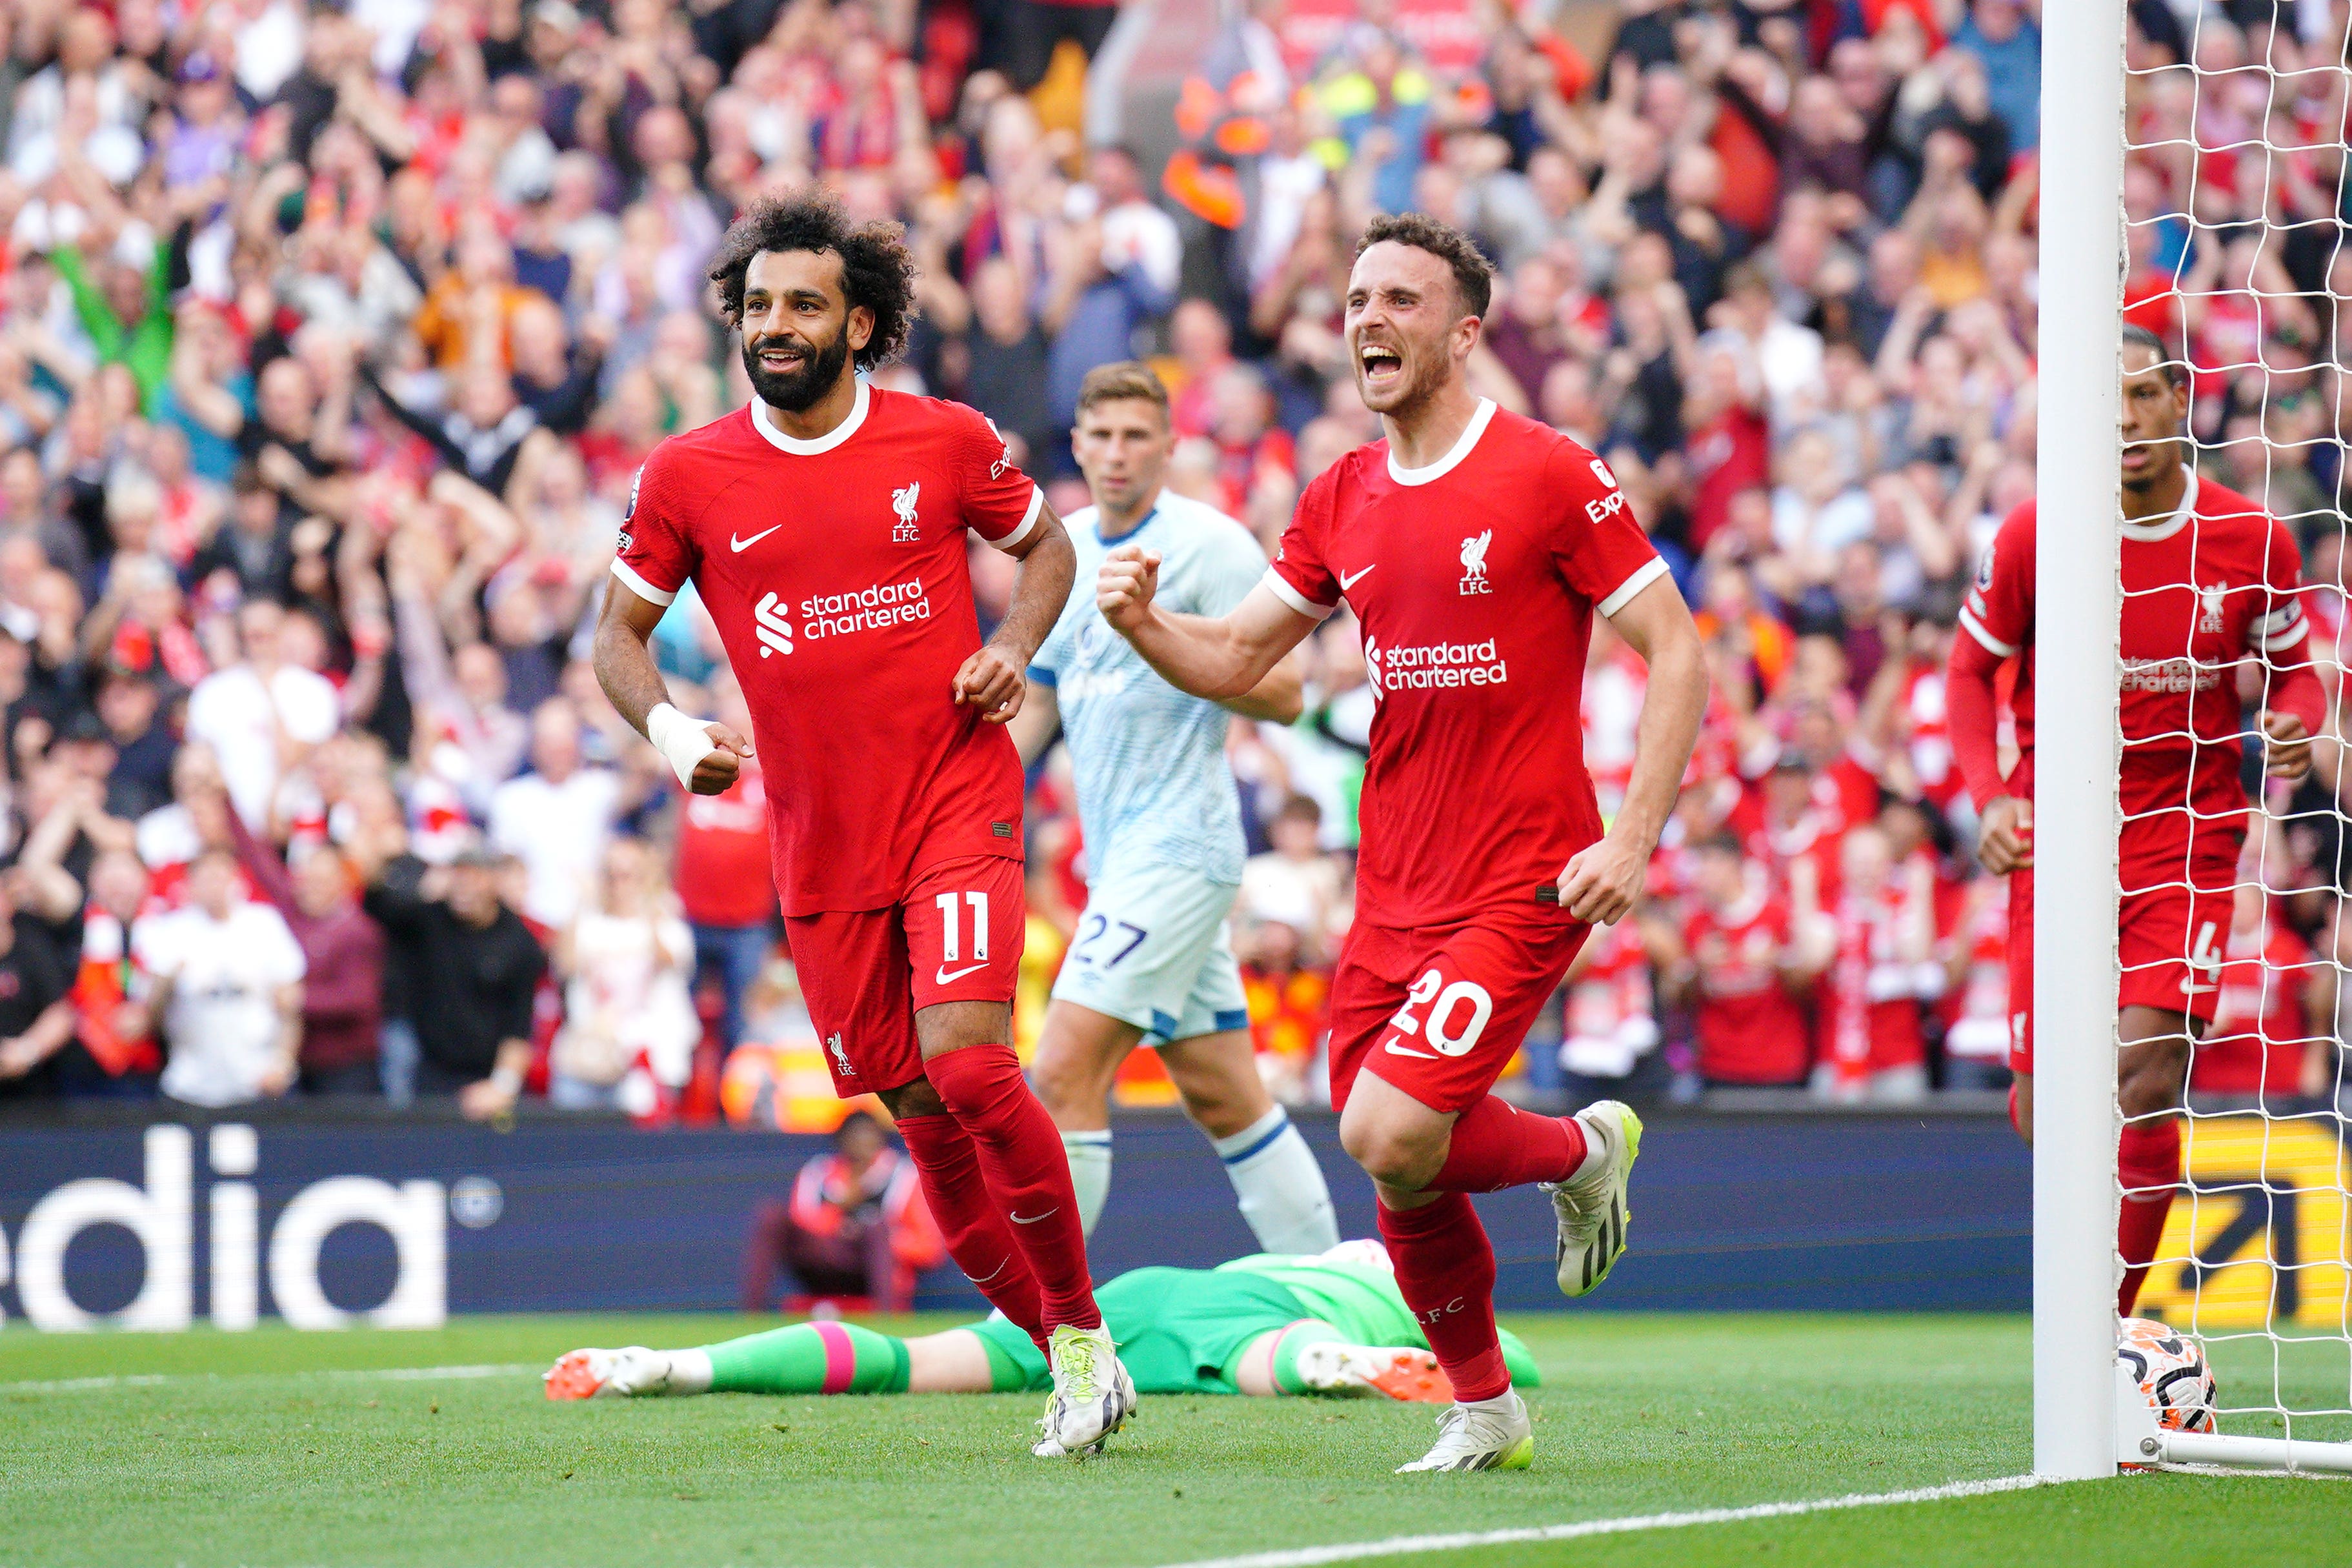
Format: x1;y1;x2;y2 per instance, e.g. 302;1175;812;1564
2038;0;2352;1480
2034;0;2129;1484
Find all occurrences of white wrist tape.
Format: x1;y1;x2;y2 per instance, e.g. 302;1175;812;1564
645;702;718;789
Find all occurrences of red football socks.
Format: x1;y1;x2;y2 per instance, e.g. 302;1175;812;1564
1429;1096;1590;1193
1376;1191;1509;1403
2116;1116;2182;1316
893;1113;1048;1347
922;1043;1103;1332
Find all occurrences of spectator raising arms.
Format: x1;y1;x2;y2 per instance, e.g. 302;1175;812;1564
140;847;306;1108
359;843;547;1121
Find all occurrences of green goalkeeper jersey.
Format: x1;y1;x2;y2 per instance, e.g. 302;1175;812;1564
970;1254;1539;1395
1213;1254;1429;1349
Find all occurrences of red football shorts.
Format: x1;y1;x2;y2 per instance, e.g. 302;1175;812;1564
2005;866;2227;1078
1327;912;1591;1115
783;853;1025;1097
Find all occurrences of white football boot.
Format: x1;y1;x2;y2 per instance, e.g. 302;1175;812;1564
1292;1342;1452;1403
543;1346;672;1400
1540;1100;1643;1298
1394;1391;1535;1473
1031;1322;1137;1458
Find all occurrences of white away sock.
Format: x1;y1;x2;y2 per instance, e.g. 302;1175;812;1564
1062;1129;1114;1237
1214;1107;1340;1255
1569;1107;1614;1182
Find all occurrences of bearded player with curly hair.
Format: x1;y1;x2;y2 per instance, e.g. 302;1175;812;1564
590;190;1130;1460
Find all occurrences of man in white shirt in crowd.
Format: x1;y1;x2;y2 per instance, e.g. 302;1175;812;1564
488;698;620;929
186;598;340;829
141;847;307;1107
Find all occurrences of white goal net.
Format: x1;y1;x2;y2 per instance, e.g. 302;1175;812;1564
2100;0;2352;1467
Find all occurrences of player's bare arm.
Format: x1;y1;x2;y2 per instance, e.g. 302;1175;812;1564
1099;549;1318;701
1556;573;1707;926
591;579;754;794
1007;680;1060;765
954;501;1076;723
2255;602;2326;781
1220;648;1306;724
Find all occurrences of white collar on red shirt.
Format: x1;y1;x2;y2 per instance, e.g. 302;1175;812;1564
1386;397;1496;486
2118;467;2198;543
751;377;870;456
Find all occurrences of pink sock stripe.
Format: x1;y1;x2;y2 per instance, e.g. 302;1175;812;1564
1261;1321;1309;1389
812;1320;856;1394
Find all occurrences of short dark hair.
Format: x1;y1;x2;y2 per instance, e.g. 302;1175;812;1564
1356;212;1496;321
2120;323;2187;389
707;189;920;373
1075;361;1170;421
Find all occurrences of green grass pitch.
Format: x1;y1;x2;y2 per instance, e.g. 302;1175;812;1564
1;1312;2342;1567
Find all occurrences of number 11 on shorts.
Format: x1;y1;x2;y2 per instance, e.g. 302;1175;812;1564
935;890;990;964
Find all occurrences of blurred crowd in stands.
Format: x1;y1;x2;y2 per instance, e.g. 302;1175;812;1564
0;0;2341;1125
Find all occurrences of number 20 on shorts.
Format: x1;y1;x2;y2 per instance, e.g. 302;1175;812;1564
1387;969;1494;1056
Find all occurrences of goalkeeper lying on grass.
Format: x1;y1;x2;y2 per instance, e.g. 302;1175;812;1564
547;1243;1537;1404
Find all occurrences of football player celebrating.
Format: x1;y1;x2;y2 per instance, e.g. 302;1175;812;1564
1098;214;1709;1473
546;1243;1534;1407
592;191;1131;1459
1945;324;2325;1314
1009;362;1338;1257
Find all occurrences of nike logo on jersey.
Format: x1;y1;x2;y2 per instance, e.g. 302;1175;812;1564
936;961;990;984
1338;564;1377;590
730;525;783;552
1384;1040;1437;1059
1010;1209;1058;1225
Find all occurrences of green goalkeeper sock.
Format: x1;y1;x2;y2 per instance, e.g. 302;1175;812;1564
1221;1320;1349;1396
699;1322;912;1395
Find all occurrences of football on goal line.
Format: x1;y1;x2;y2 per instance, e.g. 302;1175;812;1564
2118;1316;2218;1440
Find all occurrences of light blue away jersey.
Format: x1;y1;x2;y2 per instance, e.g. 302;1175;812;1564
1030;490;1269;885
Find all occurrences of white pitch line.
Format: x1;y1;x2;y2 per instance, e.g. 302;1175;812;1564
0;1362;538;1394
1152;1474;2049;1568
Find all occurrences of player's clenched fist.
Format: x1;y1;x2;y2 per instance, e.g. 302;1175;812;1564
1975;795;2033;876
954;638;1027;723
1096;545;1162;632
689;725;754;794
2260;709;2313;781
645;703;753;796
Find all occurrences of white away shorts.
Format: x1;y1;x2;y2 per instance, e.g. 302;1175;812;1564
1050;861;1251;1044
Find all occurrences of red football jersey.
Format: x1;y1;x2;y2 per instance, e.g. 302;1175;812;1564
1684;883;1811;1085
1264;401;1664;928
1958;476;2312;874
1943;877;2013;1062
1816;882;1932;1080
613;383;1043;914
673;758;776;928
1561;915;1658;1072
